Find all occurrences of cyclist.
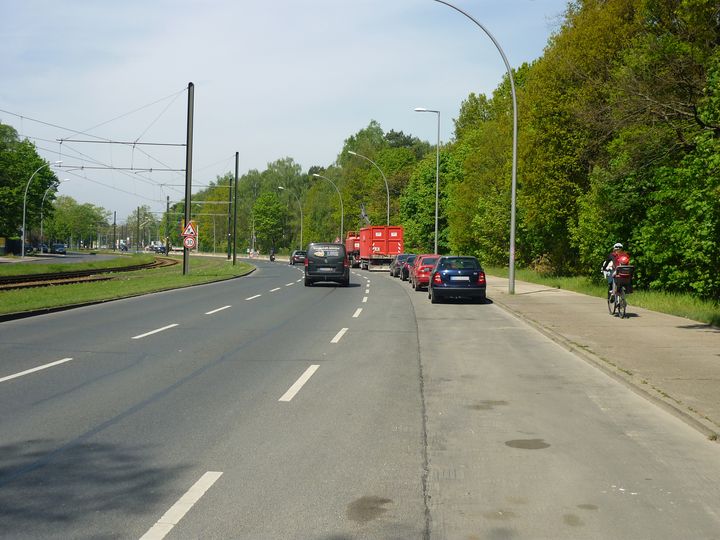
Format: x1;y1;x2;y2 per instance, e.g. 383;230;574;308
602;242;630;297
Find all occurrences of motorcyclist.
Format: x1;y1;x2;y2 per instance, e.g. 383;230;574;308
602;242;630;296
269;247;275;262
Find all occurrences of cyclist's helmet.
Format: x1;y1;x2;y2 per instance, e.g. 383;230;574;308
613;242;623;250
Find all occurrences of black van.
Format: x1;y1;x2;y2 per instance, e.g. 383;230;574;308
304;242;350;287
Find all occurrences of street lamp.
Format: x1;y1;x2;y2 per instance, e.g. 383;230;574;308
433;0;518;294
278;186;303;248
40;179;69;252
347;150;390;226
312;173;344;240
22;160;62;257
414;107;441;254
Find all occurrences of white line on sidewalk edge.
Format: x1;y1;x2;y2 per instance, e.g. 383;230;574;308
132;324;179;340
0;357;73;384
140;471;223;540
278;364;320;402
205;305;231;315
331;328;349;343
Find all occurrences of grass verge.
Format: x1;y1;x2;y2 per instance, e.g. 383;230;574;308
0;255;254;315
0;253;155;276
486;266;720;327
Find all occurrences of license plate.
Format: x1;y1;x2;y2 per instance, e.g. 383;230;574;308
450;276;470;281
318;267;333;272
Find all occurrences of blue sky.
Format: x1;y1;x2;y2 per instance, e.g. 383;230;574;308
1;0;569;220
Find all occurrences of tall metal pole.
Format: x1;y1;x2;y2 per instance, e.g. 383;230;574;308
312;173;344;240
226;174;232;260
232;152;239;265
136;207;141;253
415;108;441;253
433;0;518;294
165;196;170;254
113;211;117;251
22;162;59;257
347;151;390;226
183;82;195;275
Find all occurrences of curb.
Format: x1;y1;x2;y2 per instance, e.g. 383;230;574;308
490;294;720;443
0;267;256;323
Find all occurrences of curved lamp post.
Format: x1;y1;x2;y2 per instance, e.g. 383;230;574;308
347;150;390;226
414;107;441;254
278;186;303;248
40;179;68;252
433;0;518;294
22;160;62;257
312;173;344;240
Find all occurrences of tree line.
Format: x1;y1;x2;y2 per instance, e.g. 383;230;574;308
2;0;716;299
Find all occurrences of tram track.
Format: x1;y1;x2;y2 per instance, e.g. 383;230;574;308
0;257;179;291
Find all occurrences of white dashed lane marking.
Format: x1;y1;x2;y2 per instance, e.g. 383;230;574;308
278;365;320;402
331;328;349;343
245;294;261;300
352;308;362;318
205;305;231;315
0;358;74;384
132;324;179;340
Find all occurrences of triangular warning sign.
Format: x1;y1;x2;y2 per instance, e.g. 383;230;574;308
182;221;197;237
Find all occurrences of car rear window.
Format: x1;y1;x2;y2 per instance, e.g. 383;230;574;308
309;245;344;258
439;257;479;270
421;257;438;266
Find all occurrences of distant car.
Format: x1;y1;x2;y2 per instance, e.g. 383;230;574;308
152;244;166;253
427;256;487;304
51;243;66;254
409;254;439;291
304;243;349;287
289;250;307;265
38;243;49;253
399;255;417;281
389;254;412;277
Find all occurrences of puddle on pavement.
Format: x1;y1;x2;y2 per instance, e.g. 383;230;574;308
505;439;550;450
347;496;392;523
467;400;509;410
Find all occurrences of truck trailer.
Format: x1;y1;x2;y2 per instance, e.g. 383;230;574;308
346;226;404;270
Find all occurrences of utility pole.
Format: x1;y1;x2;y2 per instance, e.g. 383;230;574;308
226;174;232;260
233;152;239;265
136;207;141;253
183;82;194;275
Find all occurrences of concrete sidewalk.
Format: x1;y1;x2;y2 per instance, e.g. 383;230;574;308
486;275;720;441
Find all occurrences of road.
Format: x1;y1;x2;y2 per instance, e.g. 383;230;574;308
1;260;719;539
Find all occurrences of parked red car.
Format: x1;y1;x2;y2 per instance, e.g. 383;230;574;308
409;254;439;291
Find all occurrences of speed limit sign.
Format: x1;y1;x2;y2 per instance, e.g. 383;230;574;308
183;236;196;249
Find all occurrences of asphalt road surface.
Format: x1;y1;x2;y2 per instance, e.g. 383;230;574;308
1;260;719;539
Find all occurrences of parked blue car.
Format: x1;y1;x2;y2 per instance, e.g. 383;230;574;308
427;256;487;304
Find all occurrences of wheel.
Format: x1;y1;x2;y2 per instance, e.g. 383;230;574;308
304;278;312;286
618;287;627;318
607;289;616;315
430;289;439;304
414;280;421;291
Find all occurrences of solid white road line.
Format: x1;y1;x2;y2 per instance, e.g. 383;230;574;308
140;471;223;540
245;294;261;300
132;324;179;340
331;327;349;343
362;297;368;303
278;364;320;402
352;308;362;318
0;357;73;384
270;287;281;292
205;305;231;315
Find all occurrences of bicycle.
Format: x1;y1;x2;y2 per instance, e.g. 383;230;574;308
606;265;634;318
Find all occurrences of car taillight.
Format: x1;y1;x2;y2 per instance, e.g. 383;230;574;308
304;258;309;268
478;271;486;284
433;272;442;284
343;257;349;268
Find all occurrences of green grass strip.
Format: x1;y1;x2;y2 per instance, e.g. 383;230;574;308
0;253;155;276
486;266;720;327
0;256;254;315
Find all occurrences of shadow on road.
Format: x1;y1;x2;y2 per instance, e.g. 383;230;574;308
0;438;189;530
